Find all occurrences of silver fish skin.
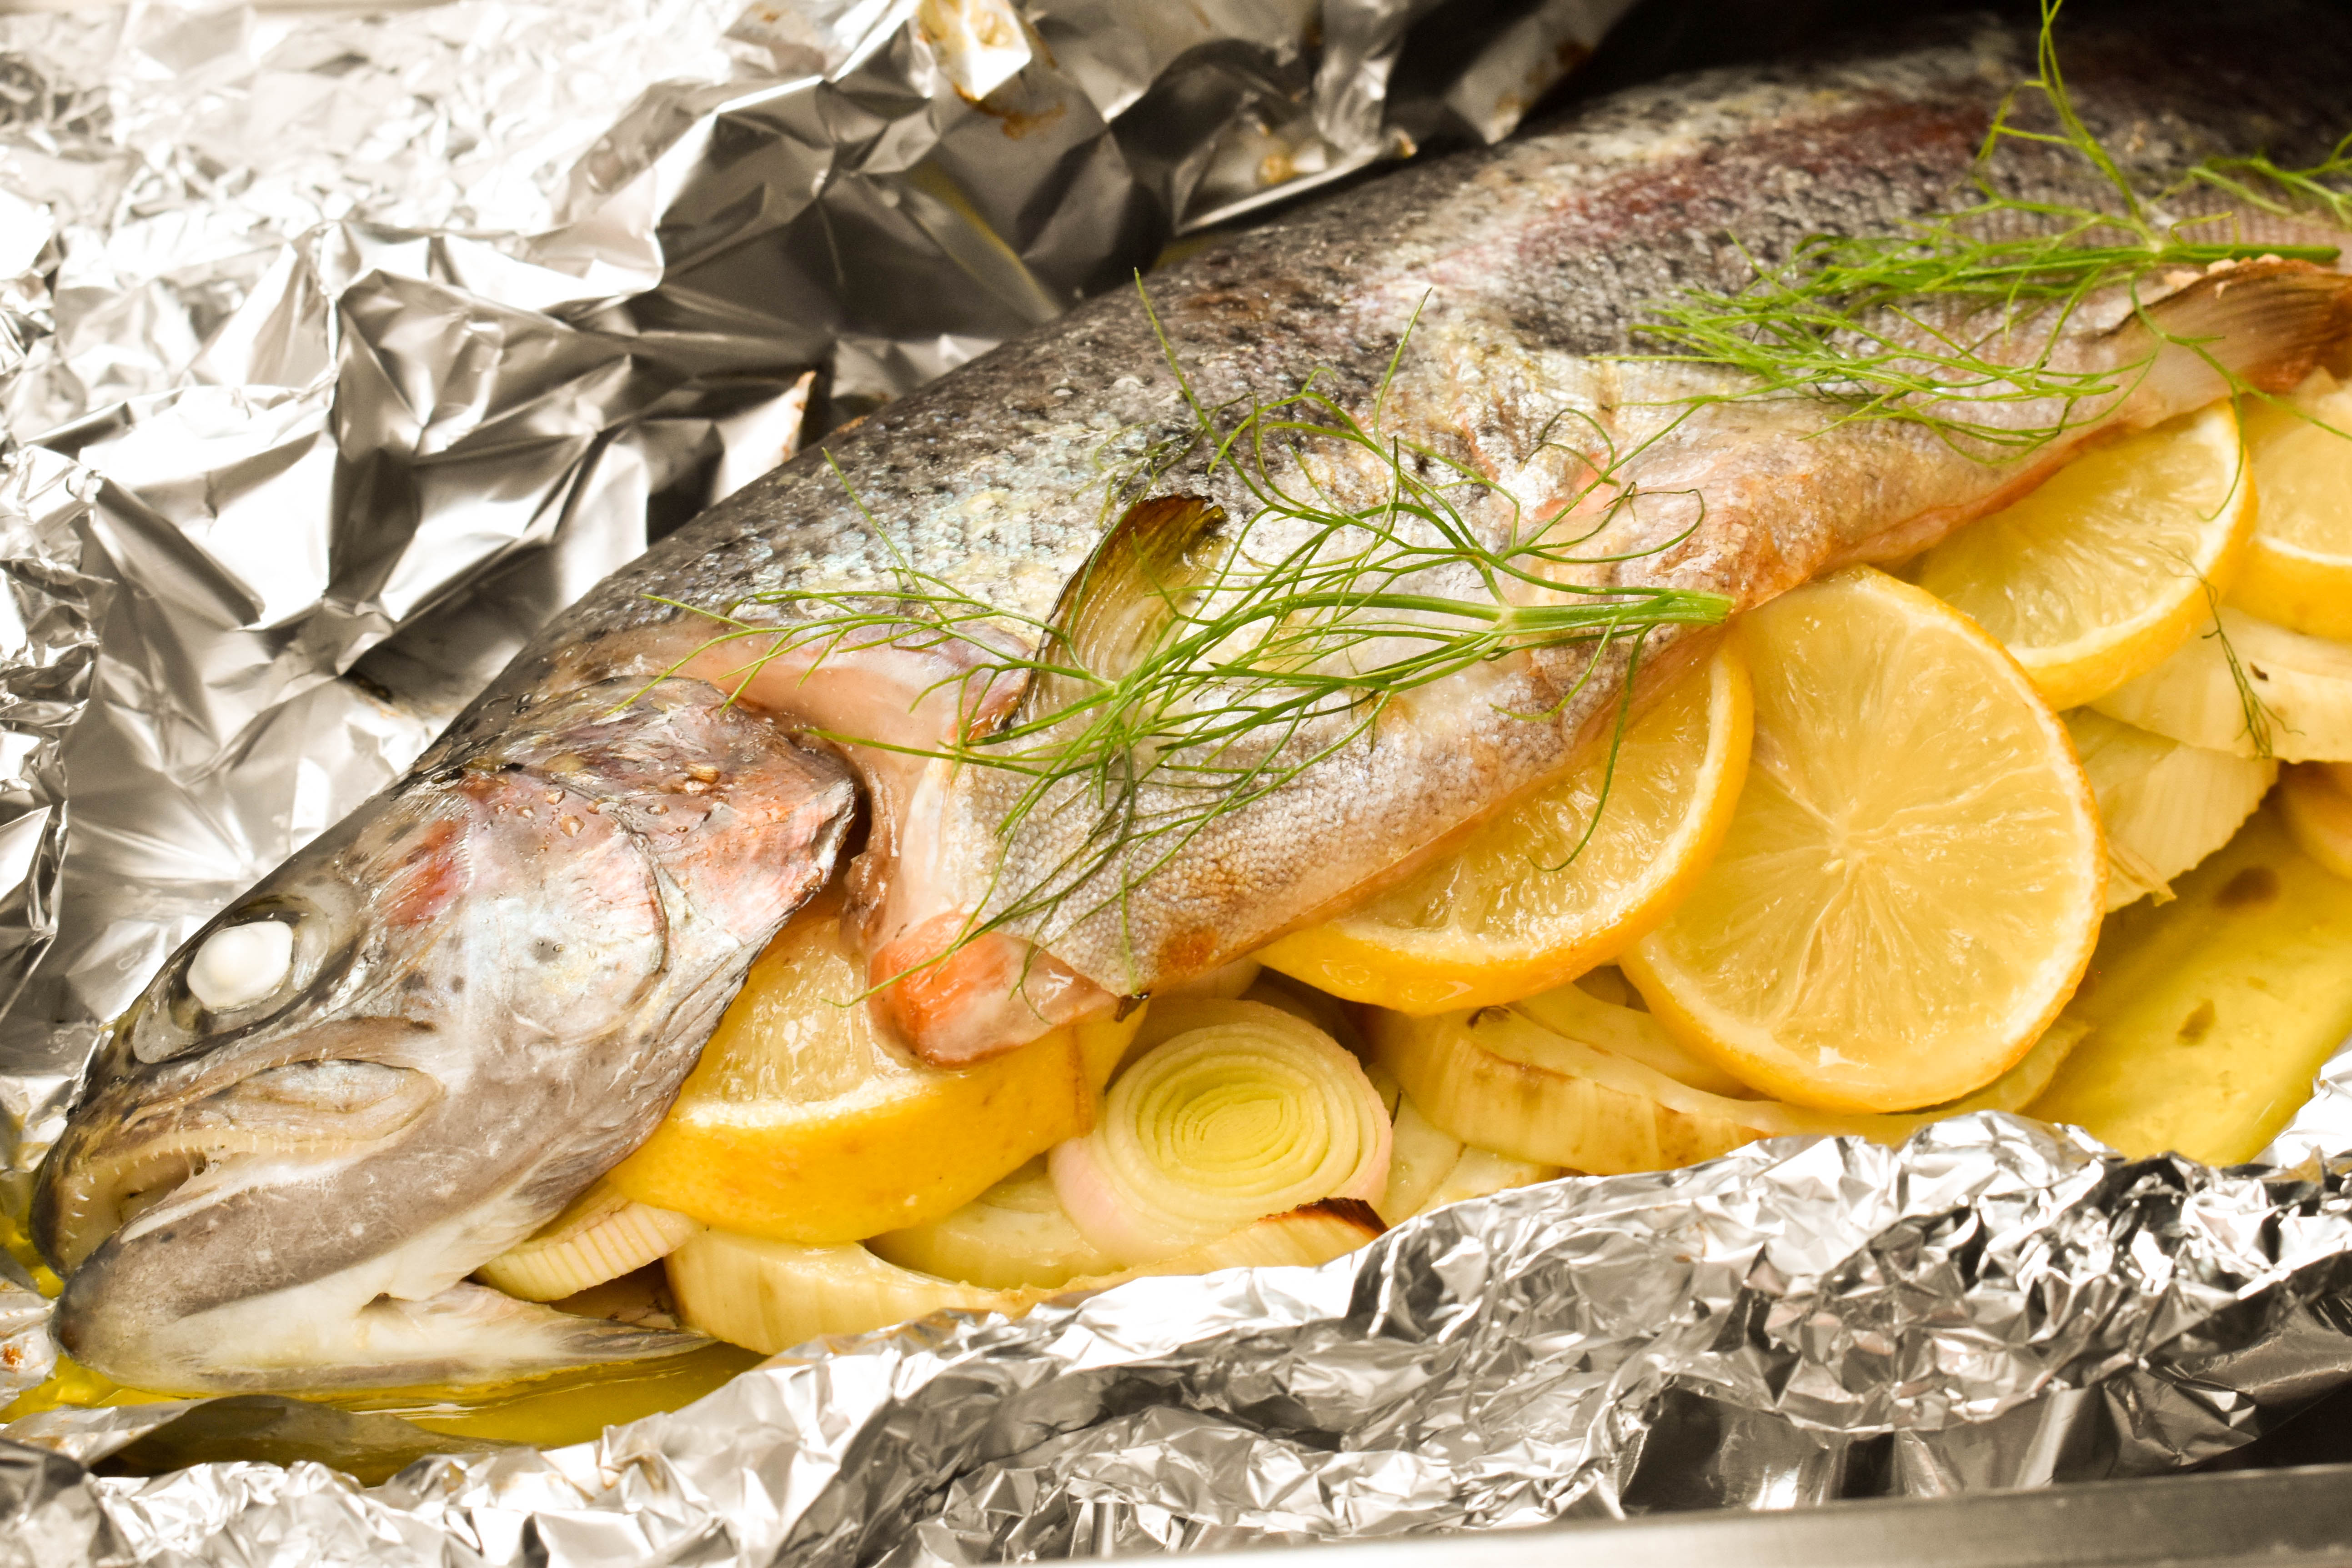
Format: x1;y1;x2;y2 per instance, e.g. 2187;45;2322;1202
35;681;854;1390
469;7;2352;1062
31;7;2352;1392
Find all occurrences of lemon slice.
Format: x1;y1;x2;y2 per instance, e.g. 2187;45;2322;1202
2232;372;2352;641
2279;763;2352;881
1908;401;2252;711
1258;637;1751;1013
1619;567;2105;1112
2092;607;2352;761
2064;709;2277;909
609;896;1139;1244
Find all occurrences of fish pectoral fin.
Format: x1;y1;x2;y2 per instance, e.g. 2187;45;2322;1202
343;1280;706;1380
2134;257;2352;395
243;1279;705;1392
61;1258;705;1393
1018;494;1227;729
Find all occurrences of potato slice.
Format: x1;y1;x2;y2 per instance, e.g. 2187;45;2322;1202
2027;807;2352;1164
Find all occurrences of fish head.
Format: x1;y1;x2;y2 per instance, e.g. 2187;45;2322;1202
33;679;857;1390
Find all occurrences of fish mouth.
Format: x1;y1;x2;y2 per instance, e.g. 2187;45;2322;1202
35;1021;444;1276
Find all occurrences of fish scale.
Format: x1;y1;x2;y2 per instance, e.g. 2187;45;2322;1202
33;4;2352;1389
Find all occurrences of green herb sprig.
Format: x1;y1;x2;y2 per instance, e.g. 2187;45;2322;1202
673;299;1730;983
1625;0;2345;459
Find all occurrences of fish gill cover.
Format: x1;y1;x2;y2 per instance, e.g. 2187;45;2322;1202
3;0;2352;1564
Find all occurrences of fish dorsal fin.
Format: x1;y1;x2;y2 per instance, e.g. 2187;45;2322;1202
1018;495;1227;729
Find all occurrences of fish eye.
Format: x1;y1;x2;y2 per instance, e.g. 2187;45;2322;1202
122;895;350;1065
185;922;295;1012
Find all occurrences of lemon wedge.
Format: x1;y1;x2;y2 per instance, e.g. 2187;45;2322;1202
2064;709;2277;909
2092;607;2352;761
2232;372;2352;641
608;896;1139;1244
2279;763;2352;881
1908;401;2252;711
1259;636;1751;1013
1619;567;2105;1112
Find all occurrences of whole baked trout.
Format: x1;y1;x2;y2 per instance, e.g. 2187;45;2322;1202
35;5;2352;1389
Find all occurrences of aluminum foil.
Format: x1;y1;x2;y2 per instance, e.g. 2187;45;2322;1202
23;1112;2352;1564
5;0;2352;1563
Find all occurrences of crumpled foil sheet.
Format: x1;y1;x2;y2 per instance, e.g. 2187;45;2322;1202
0;0;1627;1188
5;0;2352;1563
25;1112;2352;1565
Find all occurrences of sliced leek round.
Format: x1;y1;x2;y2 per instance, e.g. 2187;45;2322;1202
2092;608;2352;761
1049;1000;1389;1264
669;1202;1384;1355
1369;987;2083;1176
866;1157;1117;1290
2064;709;2278;909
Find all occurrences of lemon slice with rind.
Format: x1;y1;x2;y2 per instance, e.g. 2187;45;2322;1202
609;895;1138;1244
1909;401;2252;711
1620;567;2105;1112
2232;371;2352;641
1259;637;1751;1014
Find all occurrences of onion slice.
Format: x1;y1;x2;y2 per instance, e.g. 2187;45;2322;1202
1049;1000;1390;1265
867;1157;1118;1289
475;1177;702;1302
670;1201;1384;1354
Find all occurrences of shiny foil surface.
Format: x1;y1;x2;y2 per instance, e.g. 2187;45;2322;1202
4;1;2352;1564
